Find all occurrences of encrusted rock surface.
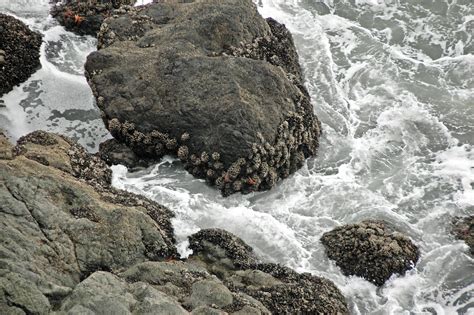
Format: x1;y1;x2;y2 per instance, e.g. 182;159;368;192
51;0;136;36
0;14;42;96
85;0;321;196
0;131;347;314
0;130;176;314
189;229;349;314
321;220;420;286
453;216;474;255
98;138;155;170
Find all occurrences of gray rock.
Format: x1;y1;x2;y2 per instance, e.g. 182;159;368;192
59;271;188;315
321;220;420;286
0;131;347;314
189;229;349;314
188;280;234;309
85;0;321;196
0;14;42;96
0;131;176;313
0;131;13;160
120;261;269;314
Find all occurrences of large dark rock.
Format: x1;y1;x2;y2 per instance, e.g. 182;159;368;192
189;229;349;314
51;0;136;36
321;220;420;286
453;216;474;255
85;0;321;196
0;14;42;96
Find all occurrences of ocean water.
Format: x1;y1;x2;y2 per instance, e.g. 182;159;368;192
1;0;473;313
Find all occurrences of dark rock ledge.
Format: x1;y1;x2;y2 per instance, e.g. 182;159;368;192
321;220;420;286
0;130;348;314
51;0;136;36
85;0;321;196
0;14;42;96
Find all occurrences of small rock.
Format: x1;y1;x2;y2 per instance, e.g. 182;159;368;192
321;220;420;286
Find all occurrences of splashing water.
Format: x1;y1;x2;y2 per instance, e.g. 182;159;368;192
1;0;473;313
0;0;109;150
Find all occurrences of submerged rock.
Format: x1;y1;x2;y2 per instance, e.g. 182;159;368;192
321;220;420;286
0;14;42;96
85;0;321;196
51;0;135;36
189;229;349;314
453;216;474;255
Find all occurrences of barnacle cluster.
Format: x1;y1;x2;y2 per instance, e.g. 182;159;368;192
103;92;320;196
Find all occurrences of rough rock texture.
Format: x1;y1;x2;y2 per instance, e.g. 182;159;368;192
0;14;42;96
321;220;420;286
453;216;474;255
0;131;176;314
189;228;259;277
51;0;136;36
98;138;155;170
85;0;321;196
0;131;347;314
189;229;349;314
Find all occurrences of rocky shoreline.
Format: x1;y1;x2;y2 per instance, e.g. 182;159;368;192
0;131;348;314
1;1;472;313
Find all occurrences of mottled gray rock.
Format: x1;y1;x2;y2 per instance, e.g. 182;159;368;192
59;271;188;314
85;0;321;196
0;14;42;96
0;131;176;314
453;216;474;255
189;280;234;309
120;261;270;314
0;131;13;160
321;220;420;286
189;229;349;314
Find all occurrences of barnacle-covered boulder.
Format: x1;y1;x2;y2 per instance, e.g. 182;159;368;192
321;220;420;286
0;14;42;96
85;0;321;196
51;0;136;36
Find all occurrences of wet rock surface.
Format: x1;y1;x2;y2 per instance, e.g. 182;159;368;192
0;14;42;96
85;0;321;196
98;138;155;170
51;0;136;36
321;220;420;286
189;229;349;314
0;131;175;314
0;131;347;314
453;216;474;255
